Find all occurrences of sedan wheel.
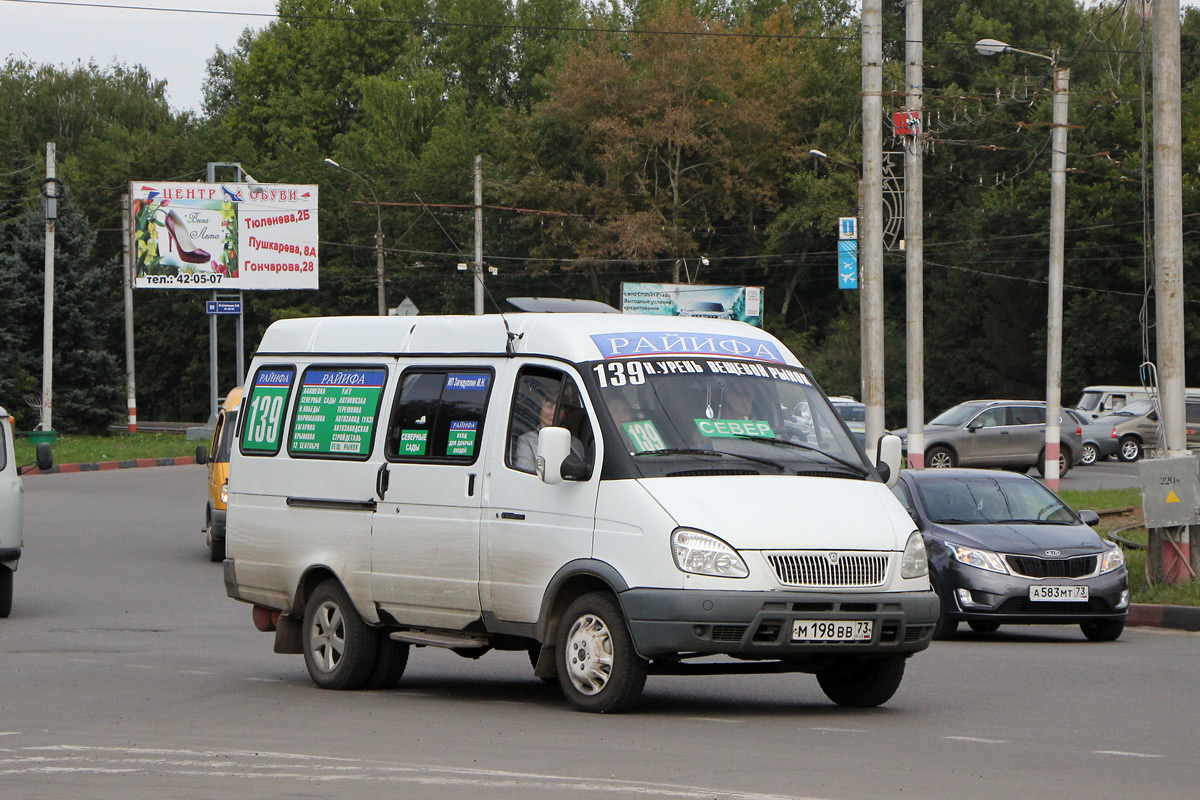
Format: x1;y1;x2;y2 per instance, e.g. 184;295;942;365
1079;443;1098;466
926;446;956;469
1118;437;1142;462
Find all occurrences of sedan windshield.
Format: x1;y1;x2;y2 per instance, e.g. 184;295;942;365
915;475;1077;525
929;403;985;427
588;357;867;477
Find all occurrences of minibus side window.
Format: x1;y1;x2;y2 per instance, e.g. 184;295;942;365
240;366;296;456
385;369;492;463
287;366;387;460
507;367;594;478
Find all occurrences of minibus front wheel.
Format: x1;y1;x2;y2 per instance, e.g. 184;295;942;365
557;592;647;713
302;580;379;690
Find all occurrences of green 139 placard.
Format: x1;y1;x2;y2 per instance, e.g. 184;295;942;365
242;368;295;452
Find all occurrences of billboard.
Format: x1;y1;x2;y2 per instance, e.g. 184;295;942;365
620;283;764;327
130;182;319;290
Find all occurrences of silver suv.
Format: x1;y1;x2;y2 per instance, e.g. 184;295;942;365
897;399;1083;477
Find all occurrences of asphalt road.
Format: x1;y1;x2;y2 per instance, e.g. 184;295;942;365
3;466;1194;800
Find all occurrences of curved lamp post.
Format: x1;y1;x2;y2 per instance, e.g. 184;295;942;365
976;38;1069;490
324;157;386;316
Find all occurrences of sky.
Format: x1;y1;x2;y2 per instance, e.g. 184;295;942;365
1;0;280;113
4;0;1200;115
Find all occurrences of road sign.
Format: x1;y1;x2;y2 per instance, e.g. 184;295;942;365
838;240;858;290
838;217;858;240
389;297;419;317
205;300;242;315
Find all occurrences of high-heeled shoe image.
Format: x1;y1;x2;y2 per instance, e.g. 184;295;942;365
157;207;211;264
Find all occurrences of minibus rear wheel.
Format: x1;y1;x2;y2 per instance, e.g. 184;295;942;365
0;565;12;618
557;592;647;713
816;654;906;707
302;580;378;690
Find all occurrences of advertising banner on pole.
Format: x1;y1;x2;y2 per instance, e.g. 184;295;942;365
129;182;319;290
620;283;764;327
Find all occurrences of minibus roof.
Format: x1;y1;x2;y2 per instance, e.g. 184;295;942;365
254;313;804;368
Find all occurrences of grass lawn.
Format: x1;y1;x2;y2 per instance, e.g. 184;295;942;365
14;431;198;467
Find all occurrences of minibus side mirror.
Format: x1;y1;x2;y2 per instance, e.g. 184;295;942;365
876;434;902;488
35;442;53;471
537;427;572;485
195;445;209;465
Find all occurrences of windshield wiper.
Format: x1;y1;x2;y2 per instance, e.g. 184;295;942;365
633;448;786;472
735;436;870;476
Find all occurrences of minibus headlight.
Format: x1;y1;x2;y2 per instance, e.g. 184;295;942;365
901;531;928;579
671;529;749;578
220;481;229;504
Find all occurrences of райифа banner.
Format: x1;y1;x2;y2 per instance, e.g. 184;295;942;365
130;182;319;290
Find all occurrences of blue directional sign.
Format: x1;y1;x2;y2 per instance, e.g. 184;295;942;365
206;300;242;315
838;240;858;290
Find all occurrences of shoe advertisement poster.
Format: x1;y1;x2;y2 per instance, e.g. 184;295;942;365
621;283;764;327
129;182;319;290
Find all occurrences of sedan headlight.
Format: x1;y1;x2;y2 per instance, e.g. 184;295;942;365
950;543;1009;574
901;531;928;578
1099;544;1126;574
671;529;749;578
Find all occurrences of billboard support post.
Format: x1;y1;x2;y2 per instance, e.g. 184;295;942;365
121;194;137;432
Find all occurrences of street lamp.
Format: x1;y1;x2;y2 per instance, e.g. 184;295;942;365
323;157;386;316
976;39;1069;490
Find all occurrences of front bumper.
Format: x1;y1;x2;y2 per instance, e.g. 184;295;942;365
940;564;1129;625
620;588;940;658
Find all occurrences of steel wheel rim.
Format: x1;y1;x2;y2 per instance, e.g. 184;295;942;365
565;613;614;696
309;600;346;674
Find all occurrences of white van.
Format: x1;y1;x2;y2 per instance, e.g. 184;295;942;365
1074;385;1155;420
223;314;937;712
1;408;52;618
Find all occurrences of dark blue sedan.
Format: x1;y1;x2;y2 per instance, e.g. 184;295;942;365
891;469;1129;641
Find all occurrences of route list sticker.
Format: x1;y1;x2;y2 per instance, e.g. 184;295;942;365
290;368;386;456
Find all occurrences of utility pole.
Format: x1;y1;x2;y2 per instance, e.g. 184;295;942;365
474;155;485;315
862;0;886;452
1149;0;1195;581
905;0;925;468
121;194;137;432
1042;63;1069;491
40;143;57;433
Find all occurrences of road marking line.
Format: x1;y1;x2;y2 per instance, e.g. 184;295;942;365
809;727;868;734
179;670;217;676
684;717;743;723
944;736;1007;744
0;733;20;736
125;664;158;670
1094;750;1162;758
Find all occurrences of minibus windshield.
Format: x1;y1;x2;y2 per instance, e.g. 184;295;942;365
588;357;869;477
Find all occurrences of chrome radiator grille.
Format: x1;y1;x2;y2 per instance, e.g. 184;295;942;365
766;552;889;588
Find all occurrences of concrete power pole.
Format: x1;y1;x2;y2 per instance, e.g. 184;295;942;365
474;155;485;316
905;0;925;469
122;194;137;432
1043;64;1069;491
40;143;57;433
862;0;886;452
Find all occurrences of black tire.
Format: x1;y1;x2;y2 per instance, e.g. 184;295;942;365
968;621;1000;633
556;592;647;713
365;633;410;690
1079;443;1098;466
0;565;12;618
207;528;225;563
926;446;956;469
302;580;378;690
1037;447;1073;478
1081;618;1126;642
931;581;958;640
817;655;907;707
1118;436;1142;462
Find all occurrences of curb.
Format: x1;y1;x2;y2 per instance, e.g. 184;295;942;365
22;456;198;476
1128;603;1200;632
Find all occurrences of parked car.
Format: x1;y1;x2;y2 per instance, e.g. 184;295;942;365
1075;407;1123;465
829;396;866;446
1;409;52;617
1107;397;1200;461
195;386;242;562
894;400;1083;477
892;468;1129;641
1073;385;1153;420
